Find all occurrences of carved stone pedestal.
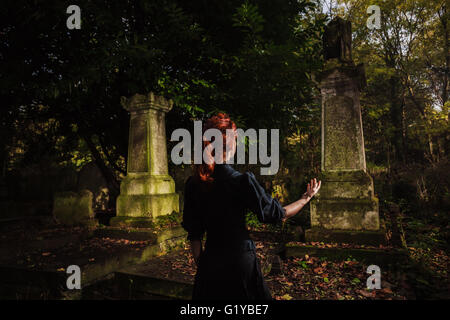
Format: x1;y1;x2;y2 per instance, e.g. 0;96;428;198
111;93;179;227
306;18;384;245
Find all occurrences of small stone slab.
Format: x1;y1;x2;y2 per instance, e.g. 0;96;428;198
305;227;386;246
0;266;66;299
268;255;284;276
94;227;158;241
114;271;193;300
94;226;186;245
52;190;97;226
109;216;155;228
0;234;186;299
284;243;408;265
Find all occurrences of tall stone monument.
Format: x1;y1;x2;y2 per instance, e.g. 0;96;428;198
306;17;384;245
111;92;179;227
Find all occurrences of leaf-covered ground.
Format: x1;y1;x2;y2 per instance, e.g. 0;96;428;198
268;255;404;300
118;235;449;300
0;223;155;271
0;221;448;300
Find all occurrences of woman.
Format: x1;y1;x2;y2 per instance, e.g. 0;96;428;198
181;113;321;300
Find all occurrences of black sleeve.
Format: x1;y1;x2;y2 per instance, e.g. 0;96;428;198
181;177;205;241
242;172;286;224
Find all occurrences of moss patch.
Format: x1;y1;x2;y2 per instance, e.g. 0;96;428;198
110;211;182;231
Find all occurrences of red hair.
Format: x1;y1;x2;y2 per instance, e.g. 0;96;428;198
194;113;237;182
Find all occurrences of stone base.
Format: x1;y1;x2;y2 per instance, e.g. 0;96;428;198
310;170;381;231
95;225;187;243
119;174;176;195
116;193;179;219
109;216;155;228
318;170;375;199
305;227;386;246
310;197;379;230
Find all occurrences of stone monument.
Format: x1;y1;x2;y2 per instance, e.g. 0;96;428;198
110;92;179;227
306;17;384;245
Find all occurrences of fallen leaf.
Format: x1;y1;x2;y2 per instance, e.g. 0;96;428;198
313;267;323;274
284;282;293;286
358;289;375;298
336;293;345;300
381;287;393;294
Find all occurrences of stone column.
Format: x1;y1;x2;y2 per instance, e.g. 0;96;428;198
306;17;384;245
111;92;179;227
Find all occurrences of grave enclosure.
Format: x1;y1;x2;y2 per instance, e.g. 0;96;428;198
0;92;189;300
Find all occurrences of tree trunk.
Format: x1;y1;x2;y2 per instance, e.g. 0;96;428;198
389;75;405;164
81;133;120;198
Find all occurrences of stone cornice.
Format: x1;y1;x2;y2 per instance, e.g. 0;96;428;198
121;92;173;113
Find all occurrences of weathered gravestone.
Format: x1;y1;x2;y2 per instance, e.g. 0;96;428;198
53;189;97;227
77;162;111;211
110;92;180;227
306;17;384;245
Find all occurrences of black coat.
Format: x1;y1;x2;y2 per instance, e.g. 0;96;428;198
181;164;286;300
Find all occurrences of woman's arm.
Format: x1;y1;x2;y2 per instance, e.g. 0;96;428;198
189;239;203;266
282;178;321;222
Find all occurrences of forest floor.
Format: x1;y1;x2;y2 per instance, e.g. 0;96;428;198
0;218;448;300
119;230;449;300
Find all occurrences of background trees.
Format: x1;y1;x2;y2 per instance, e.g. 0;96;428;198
332;0;449;229
337;0;448;167
0;0;448;223
0;0;326;200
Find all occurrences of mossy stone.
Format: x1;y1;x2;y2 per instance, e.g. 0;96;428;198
52;189;95;226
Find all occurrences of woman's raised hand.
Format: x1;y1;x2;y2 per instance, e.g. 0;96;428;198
283;178;322;221
282;178;322;221
305;178;321;199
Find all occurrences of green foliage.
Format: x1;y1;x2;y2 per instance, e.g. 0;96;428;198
232;1;265;34
338;0;449;167
296;260;309;269
245;211;283;232
1;0;326;192
154;211;183;229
